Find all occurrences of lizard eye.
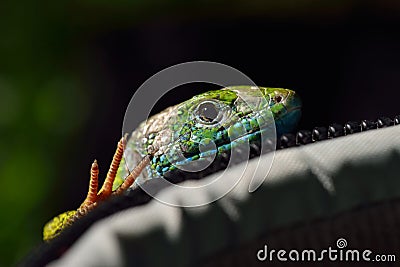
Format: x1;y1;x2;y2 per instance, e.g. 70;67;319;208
194;100;223;125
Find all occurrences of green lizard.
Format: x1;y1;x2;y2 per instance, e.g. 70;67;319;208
43;86;301;241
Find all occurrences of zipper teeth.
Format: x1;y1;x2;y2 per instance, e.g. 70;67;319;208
278;115;400;149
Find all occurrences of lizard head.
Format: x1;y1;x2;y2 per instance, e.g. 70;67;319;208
123;86;301;181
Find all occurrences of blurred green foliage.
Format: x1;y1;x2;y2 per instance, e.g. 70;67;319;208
0;1;90;266
0;0;399;266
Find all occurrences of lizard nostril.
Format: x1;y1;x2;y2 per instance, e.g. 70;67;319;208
275;95;282;103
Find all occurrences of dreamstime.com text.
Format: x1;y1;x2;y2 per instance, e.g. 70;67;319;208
257;238;396;263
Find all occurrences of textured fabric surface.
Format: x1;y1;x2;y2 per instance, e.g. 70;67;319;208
47;125;400;267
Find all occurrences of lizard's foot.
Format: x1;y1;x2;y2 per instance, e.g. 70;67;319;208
76;136;125;219
76;137;152;218
43;136;152;241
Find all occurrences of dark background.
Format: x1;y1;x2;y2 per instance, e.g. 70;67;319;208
1;1;400;266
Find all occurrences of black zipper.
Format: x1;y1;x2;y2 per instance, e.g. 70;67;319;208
278;115;400;149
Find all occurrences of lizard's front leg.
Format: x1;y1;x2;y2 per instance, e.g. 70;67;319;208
43;137;151;241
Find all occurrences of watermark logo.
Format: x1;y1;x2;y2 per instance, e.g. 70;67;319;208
257;238;396;263
336;237;347;249
122;61;277;207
